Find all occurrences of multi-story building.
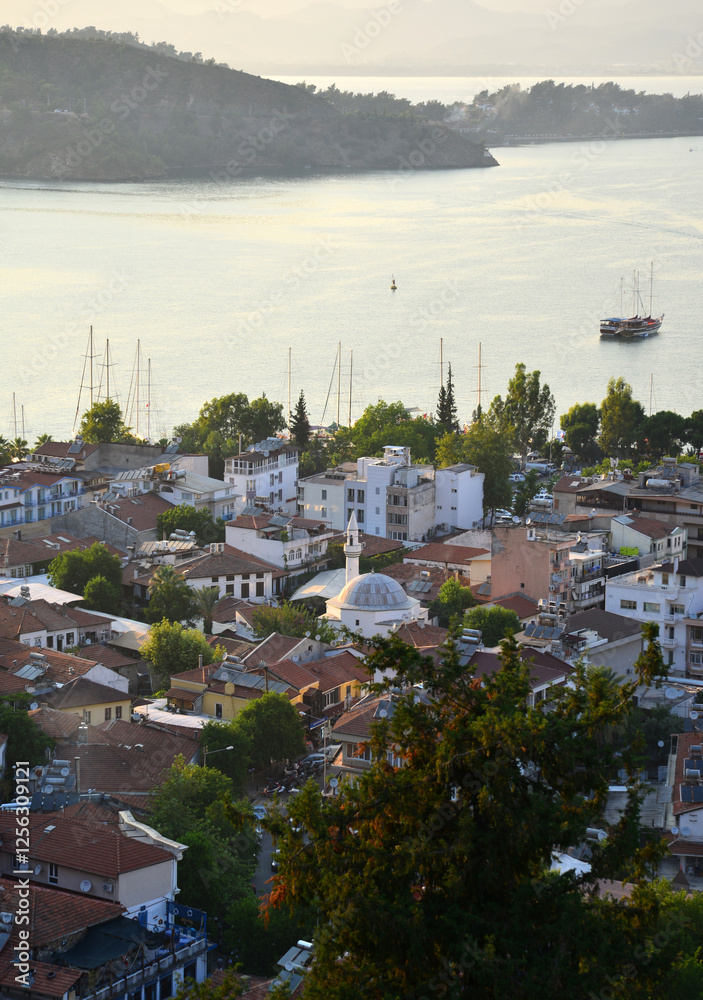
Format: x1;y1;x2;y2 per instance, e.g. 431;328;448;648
605;556;703;675
489;525;608;613
224;437;299;515
0;467;87;529
296;447;484;541
225;511;335;578
610;512;687;560
106;466;238;521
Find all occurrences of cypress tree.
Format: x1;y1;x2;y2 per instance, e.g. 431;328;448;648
290;390;311;447
437;363;459;433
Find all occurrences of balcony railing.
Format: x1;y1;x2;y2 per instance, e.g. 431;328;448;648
85;936;208;1000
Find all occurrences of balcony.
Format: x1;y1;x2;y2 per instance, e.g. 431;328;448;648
661;637;679;649
86;935;208;1000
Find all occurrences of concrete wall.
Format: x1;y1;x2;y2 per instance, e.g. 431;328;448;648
51;505;140;551
118;861;175;910
490;527;551;602
435;467;485;531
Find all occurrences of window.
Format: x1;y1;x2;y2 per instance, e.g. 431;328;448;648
34;637;41;646
160;975;173;1000
226;584;234;595
357;509;365;523
321;489;327;500
278;472;282;484
620;600;637;610
643;602;660;614
46;636;53;648
295;548;302;560
347;509;354;524
83;710;91;723
256;581;264;597
375;527;380;535
347;489;355;502
375;487;380;495
662;573;669;584
115;706;122;720
241;582;250;599
324;688;340;707
680;576;687;587
215;703;223;719
226;574;234;582
66;632;74;646
388;512;408;525
691;627;703;644
347;742;372;762
375;507;380;515
104;708;112;721
321;506;327;519
256;573;264;579
670;604;685;615
357;490;365;503
49;863;58;885
270;474;275;487
278;490;282;501
241;573;250;580
211;576;218;583
690;652;703;665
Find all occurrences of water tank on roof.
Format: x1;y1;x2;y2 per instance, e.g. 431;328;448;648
646;479;671;489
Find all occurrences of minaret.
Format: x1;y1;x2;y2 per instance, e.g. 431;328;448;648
344;511;363;583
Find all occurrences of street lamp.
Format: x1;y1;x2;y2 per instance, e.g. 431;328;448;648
203;744;235;767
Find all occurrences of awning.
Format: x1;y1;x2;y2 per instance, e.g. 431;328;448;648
62;917;165;970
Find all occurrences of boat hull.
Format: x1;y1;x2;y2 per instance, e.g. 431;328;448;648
599;314;664;338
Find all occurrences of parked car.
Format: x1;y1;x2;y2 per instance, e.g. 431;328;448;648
509;473;525;483
271;849;281;871
252;805;267;822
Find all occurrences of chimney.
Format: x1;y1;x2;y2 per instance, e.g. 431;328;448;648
13;529;21;541
74;757;81;794
199;654;204;683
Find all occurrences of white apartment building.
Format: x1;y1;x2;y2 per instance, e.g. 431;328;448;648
224;437;299;515
0;467;87;528
605;556;703;675
296;447;484;542
225;511;335;576
107;465;238;520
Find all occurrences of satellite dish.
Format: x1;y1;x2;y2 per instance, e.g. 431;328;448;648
590;508;597;518
512;516;520;524
379;709;388;718
315;634;321;641
305;631;311;638
285;963;295;973
42;785;54;794
664;687;680;700
34;864;42;874
29;702;38;711
329;778;338;787
657;740;665;748
681;826;692;838
671;826;679;836
691;712;699;720
60;767;70;777
525;517;531;525
79;880;92;892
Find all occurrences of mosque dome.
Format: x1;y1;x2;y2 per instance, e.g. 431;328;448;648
334;573;417;612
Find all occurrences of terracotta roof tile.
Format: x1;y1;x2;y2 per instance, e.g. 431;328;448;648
488;593;540;620
102;492;175;532
327;532;405;557
43;676;130;710
405;543;490;565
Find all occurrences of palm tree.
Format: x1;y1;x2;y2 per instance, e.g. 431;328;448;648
0;436;9;464
7;438;28;462
191;585;221;635
34;433;53;450
147;564;196;625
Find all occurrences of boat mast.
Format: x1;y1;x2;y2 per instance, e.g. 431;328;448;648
89;326;94;408
478;342;482;414
21;405;25;442
12;393;17;439
288;347;292;432
147;358;151;442
439;338;443;387
336;341;341;428
348;350;353;427
136;340;140;438
649;373;653;416
649;260;654;317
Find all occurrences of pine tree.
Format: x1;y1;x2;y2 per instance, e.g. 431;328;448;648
437;363;459;433
290;390;311;447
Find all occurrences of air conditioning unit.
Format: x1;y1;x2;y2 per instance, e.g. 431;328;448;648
102;882;114;893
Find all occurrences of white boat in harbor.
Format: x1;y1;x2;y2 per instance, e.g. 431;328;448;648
600;263;663;339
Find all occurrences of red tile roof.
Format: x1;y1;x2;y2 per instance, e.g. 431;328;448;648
179;545;279;579
34;441;99;460
405;543;489;566
553;475;590;494
394;621;449;649
467;648;572;689
0;813;172;876
0;877;125;947
211;597;257;624
488;593;540;620
29;706;112;743
327;532;405;557
102;492;175;531
263;658;318;691
241;633;304;666
43;676;130;710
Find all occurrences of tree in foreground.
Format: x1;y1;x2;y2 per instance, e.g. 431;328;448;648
268;629;680;999
289;390;311;447
429;577;475;628
48;542;122;596
140;619;223;684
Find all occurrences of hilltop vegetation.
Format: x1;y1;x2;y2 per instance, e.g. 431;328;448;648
0;28;493;181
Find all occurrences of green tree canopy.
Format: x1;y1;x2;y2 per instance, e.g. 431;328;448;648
641;410;687;459
0;699;54;775
270;632;676;999
560;401;601;464
140;619;222;683
462;604;521;645
290;390;311;447
251;601;337;643
499;363;556;467
191;586;221;636
82;575;121;614
428;577;475;628
235;692;305;769
684;410;703;453
436;363;459;433
599;377;645;458
463;422;513;516
156;505;225;547
147;564;196;625
334;400;439;464
199;720;253;793
78;399;133;443
48;542;122;595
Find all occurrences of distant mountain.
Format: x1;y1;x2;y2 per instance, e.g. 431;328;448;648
2;0;702;73
0;31;494;181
